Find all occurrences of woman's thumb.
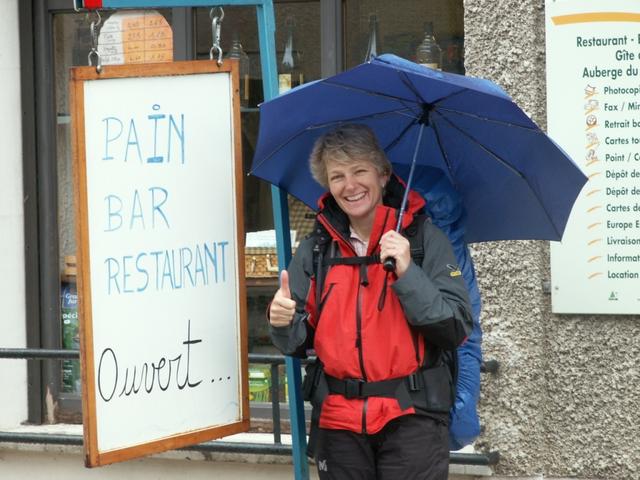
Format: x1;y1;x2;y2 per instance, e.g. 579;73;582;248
279;270;291;298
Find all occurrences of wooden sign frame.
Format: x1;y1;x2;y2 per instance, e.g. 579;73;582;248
70;60;248;467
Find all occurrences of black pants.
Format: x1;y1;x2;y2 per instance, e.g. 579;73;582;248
314;415;449;480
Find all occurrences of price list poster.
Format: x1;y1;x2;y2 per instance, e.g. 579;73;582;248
547;1;640;314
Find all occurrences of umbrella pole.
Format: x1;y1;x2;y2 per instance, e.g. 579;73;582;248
383;122;426;271
395;122;426;231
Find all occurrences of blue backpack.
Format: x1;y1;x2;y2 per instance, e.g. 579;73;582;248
401;166;483;450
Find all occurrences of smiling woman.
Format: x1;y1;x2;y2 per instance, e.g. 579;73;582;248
268;123;472;479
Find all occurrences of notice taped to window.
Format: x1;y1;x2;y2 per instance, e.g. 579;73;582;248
547;0;640;314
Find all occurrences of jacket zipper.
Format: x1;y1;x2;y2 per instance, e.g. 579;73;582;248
356;283;368;433
318;213;369;433
362;398;368;434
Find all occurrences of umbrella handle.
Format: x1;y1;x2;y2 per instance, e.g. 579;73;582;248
382;257;396;272
382;199;406;273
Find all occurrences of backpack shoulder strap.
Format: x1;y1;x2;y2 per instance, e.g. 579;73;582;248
401;213;429;365
403;213;428;267
310;219;332;316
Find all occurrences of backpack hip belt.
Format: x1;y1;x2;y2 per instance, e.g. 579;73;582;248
325;372;419;410
324;361;453;413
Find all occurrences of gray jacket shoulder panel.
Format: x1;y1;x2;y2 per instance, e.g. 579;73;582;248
392;221;473;349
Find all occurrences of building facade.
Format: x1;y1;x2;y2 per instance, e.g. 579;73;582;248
1;0;638;478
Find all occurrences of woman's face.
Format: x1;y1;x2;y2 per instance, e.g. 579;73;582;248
326;157;388;227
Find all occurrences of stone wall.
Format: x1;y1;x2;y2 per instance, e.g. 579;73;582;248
464;1;640;478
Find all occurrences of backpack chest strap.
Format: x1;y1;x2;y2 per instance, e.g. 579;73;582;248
323;255;380;286
323;255;380;266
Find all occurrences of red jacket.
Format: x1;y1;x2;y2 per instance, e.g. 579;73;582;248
271;177;472;434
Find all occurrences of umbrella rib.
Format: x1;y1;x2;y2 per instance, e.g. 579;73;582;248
437;107;540;131
430;88;470;107
396;77;471;109
382;117;418;154
433;111;562;236
398;73;515;128
433;110;525;178
323;80;423;114
306;107;419;131
359;76;534;134
323;80;420;104
249;108;419;173
399;71;427;104
429;115;458;188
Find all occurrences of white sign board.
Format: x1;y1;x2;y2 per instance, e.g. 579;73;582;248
546;0;640;314
71;61;248;467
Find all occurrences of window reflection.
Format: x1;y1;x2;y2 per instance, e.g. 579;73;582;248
195;3;320;353
344;0;464;74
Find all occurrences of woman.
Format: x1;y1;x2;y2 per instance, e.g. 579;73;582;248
269;124;472;479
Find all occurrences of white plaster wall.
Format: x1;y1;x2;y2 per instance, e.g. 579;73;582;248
464;0;640;479
0;0;28;429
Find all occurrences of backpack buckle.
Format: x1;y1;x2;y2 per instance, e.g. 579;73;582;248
407;373;421;392
343;378;365;399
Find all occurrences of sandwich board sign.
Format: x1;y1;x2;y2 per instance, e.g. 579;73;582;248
70;59;248;467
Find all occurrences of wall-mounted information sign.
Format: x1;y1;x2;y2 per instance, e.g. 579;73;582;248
70;60;248;466
547;1;640;314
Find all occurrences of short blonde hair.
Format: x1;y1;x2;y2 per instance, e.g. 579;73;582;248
309;124;392;188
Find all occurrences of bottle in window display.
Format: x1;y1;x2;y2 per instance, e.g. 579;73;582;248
61;255;80;395
279;17;304;94
364;14;379;62
415;22;442;70
227;32;251;108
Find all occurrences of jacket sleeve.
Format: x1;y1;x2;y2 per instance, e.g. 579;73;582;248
391;222;473;350
269;237;317;358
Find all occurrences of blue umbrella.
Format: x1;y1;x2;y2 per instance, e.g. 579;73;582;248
250;54;586;243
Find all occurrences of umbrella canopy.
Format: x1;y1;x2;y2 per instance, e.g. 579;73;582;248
250;54;586;243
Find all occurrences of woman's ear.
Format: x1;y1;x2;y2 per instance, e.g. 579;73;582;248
381;173;390;188
380;175;389;198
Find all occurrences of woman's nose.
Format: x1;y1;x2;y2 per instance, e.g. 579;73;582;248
344;174;357;190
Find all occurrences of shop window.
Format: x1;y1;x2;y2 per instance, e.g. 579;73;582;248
344;0;464;74
28;0;463;424
193;3;320;354
42;3;320;423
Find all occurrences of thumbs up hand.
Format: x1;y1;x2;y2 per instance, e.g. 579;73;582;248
269;270;296;327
